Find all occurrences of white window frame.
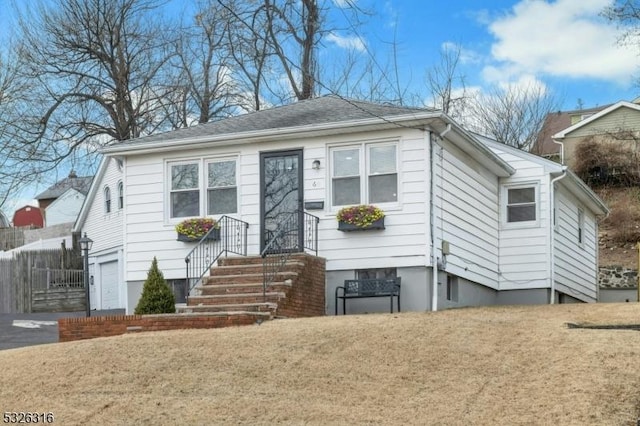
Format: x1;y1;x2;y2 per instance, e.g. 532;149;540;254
165;156;239;222
117;181;124;210
206;157;239;215
103;186;111;214
501;183;540;228
329;140;399;209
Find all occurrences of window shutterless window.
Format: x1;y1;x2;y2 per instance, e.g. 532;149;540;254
104;186;111;213
368;144;397;203
330;143;398;207
506;187;536;222
117;181;124;209
170;162;199;218
207;160;237;215
332;147;361;206
578;208;584;244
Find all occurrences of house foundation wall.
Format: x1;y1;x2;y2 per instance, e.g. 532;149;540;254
327;267;430;315
599;288;639;303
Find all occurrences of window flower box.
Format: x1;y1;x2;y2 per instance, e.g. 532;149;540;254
336;205;385;232
175;218;220;242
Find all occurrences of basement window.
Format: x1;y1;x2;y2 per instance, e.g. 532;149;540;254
446;274;458;302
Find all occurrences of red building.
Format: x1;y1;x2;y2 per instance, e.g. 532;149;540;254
12;205;44;228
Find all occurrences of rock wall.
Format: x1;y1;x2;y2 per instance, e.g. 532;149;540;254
599;265;638;289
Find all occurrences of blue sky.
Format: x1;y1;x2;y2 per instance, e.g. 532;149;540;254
1;0;639;216
328;0;638;110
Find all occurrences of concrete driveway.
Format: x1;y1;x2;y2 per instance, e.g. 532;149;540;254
0;310;125;351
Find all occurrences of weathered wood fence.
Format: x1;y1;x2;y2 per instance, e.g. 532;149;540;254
0;248;84;313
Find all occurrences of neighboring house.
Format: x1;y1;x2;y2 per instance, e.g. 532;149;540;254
552;100;640;169
12;205;44;228
98;95;607;314
45;188;87;227
532;104;611;161
0;210;9;228
73;157;125;311
35;171;93;226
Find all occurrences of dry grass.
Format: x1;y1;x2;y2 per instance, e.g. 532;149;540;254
597;186;640;268
2;304;640;425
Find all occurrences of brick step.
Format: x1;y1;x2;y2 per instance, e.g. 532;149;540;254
209;261;305;276
204;271;298;286
199;281;292;296
218;256;266;266
187;292;286;306
175;302;276;315
218;254;308;267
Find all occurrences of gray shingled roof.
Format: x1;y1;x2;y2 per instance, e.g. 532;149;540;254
35;175;94;200
110;95;428;147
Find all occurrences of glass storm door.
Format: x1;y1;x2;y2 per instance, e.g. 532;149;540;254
260;150;303;252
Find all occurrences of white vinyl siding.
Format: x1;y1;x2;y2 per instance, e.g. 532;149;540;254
554;188;598;301
124;129;429;281
488;145;551;289
81;157;124;253
434;139;499;289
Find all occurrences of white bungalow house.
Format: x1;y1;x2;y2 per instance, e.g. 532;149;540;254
98;96;607;315
73;157;126;310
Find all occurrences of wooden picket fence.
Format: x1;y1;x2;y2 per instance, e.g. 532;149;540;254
0;248;84;313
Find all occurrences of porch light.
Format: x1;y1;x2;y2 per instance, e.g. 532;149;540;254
312;159;321;170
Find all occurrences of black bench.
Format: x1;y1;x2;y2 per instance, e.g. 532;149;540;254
335;277;401;315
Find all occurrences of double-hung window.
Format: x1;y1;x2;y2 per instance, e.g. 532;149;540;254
168;157;238;219
331;142;398;207
170;162;200;218
506;186;537;223
207;160;237;215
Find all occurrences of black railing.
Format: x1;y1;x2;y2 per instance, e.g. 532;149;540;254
185;216;249;299
261;211;319;301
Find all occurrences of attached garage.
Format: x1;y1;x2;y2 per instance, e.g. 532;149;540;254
100;260;120;309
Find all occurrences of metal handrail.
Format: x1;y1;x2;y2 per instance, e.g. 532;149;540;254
184;215;249;299
261;210;319;301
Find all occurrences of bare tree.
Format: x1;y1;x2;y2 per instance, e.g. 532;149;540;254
425;43;471;120
468;83;561;151
161;1;239;128
603;1;640;46
13;0;173;161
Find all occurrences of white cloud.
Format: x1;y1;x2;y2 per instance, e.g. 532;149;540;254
326;32;366;52
486;0;637;83
441;41;482;65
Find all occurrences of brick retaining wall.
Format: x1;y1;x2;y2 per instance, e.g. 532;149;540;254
276;253;326;318
58;313;258;342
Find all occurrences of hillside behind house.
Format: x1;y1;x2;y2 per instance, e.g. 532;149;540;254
2;304;640;425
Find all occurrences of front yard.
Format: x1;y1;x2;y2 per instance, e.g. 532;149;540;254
1;303;640;425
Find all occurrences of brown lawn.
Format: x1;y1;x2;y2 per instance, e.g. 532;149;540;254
2;303;640;425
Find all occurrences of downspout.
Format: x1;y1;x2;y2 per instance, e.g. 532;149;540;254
549;166;568;304
430;123;451;311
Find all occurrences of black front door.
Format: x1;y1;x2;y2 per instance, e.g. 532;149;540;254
260;149;303;252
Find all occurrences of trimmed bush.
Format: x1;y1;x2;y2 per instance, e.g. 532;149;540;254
134;257;176;315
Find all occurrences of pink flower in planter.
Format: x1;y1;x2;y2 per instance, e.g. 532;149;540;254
336;205;385;227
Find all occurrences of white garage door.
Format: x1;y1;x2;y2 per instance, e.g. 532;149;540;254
100;261;120;310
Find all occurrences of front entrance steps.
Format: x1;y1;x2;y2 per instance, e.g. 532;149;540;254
175;254;326;322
